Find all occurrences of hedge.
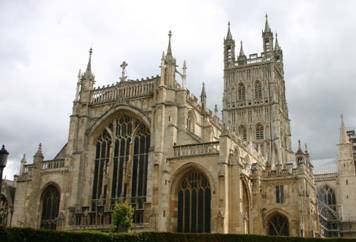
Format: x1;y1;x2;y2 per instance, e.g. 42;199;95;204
0;227;355;242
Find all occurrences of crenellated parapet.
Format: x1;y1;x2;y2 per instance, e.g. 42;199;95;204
90;76;159;105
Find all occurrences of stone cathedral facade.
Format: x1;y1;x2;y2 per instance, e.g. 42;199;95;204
4;17;321;236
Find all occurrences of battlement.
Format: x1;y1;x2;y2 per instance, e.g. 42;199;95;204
90;75;159;105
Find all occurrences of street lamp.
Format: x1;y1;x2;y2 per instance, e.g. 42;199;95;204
0;145;9;195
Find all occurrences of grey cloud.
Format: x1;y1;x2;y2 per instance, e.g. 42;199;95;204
1;0;356;178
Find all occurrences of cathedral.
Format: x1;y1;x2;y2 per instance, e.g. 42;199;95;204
0;16;322;237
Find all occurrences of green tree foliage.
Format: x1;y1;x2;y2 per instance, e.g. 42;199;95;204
112;201;134;232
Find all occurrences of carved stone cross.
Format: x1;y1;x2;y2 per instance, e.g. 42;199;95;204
120;61;128;82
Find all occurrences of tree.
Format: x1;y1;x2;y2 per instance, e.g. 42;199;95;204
112;201;134;232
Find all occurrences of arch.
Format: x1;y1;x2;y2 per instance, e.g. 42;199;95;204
91;111;151;224
240;178;251;233
255;80;262;99
238;83;246;101
317;185;338;237
176;169;211;233
256;123;264;140
87;104;151;142
266;212;289;236
0;194;9;226
238;125;247;141
40;184;60;230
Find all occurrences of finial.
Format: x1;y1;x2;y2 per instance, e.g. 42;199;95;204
120;61;128;82
298;140;301;149
21;154;26;163
304;143;309;154
214;104;218;114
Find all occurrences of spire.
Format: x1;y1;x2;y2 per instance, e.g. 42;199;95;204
200;82;207;112
167;30;173;57
201;82;207;98
264;13;271;32
239;41;246;57
339;114;349;144
226;21;233;40
85;48;93;74
214;104;218;115
34;143;43;158
237;41;247;65
275;33;281;50
21;154;27;163
296;140;304;155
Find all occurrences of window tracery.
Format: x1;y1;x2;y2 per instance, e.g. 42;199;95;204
92;114;150;224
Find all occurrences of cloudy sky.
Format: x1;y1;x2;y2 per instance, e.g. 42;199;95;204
1;0;355;178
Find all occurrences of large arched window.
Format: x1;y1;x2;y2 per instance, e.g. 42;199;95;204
238;83;245;101
317;185;338;237
267;213;289;236
0;194;9;226
92;113;150;224
255;80;262;99
177;170;211;233
256;123;264;140
40;185;60;230
239;125;247;141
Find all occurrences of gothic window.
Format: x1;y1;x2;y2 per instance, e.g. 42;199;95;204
239;125;247;141
40;185;60;230
267;213;289;236
177;170;211;233
187;111;195;132
255;80;262;99
317;185;338;237
275;185;284;203
238;83;245;101
0;194;8;226
92;114;150;224
256;123;264;140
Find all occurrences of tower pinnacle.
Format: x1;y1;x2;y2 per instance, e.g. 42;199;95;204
86;48;93;73
339;114;349;144
275;33;281;50
226;21;233;40
167;30;172;57
264;14;271;32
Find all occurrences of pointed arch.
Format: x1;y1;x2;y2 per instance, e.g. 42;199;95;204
255;80;262;99
40;184;60;230
256;123;264;140
238;125;247;141
238;83;246;101
0;194;9;226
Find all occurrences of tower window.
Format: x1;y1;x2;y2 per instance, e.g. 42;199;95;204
239;125;247;141
238;83;245;101
256;123;264;140
255;80;262;99
276;185;284;204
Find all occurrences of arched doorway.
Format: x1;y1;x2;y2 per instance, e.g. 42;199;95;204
0;194;9;225
177;170;211;233
40;185;60;230
267;213;289;236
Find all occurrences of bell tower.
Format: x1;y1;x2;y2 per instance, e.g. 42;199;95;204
222;16;292;165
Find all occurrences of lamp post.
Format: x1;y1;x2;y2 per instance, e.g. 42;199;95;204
0;145;9;195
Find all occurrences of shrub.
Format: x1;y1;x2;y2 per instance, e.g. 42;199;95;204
112;201;134;232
